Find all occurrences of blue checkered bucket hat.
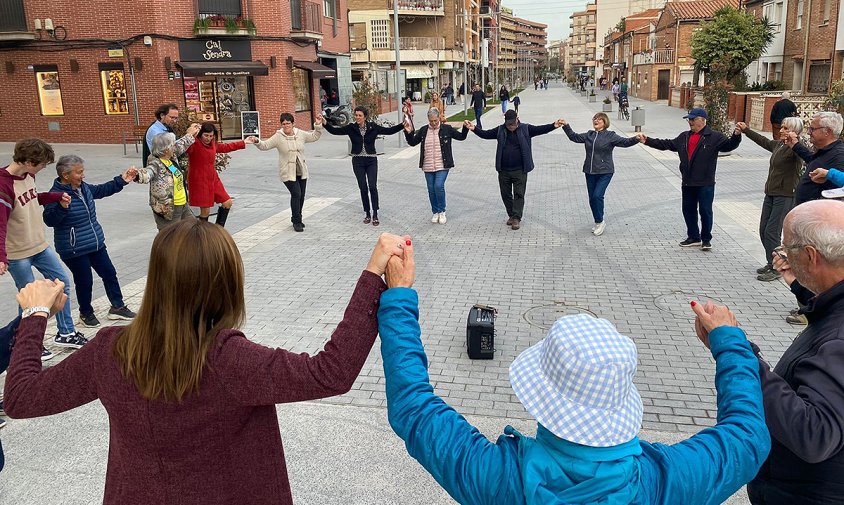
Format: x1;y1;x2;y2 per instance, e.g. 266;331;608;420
509;314;643;447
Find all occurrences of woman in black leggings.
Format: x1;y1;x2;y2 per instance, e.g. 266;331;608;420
323;106;404;226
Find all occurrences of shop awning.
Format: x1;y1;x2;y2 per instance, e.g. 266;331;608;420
404;65;434;79
177;61;269;77
293;60;336;79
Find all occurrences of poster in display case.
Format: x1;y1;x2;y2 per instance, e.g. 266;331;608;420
100;69;129;115
36;70;64;116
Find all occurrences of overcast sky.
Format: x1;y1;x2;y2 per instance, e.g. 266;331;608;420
502;0;586;43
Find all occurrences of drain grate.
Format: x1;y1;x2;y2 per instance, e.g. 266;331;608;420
523;302;597;330
653;291;723;317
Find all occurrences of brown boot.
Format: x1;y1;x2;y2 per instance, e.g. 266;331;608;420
511;218;521;230
506;217;515;226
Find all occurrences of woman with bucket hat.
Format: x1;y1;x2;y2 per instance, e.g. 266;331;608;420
377;241;770;504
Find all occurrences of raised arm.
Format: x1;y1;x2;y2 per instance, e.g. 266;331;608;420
644;133;683;152
717;131;742;153
214;271;386;406
562;124;587;144
404;128;424;147
254;132;281;151
472;125;499;140
639;324;769;505
322;123;347;136
300;123;323;143
741;125;778;153
89;175;129;200
527;122;558;138
379;288;522;505
452;125;470;141
611;131;641;148
216;140;247;154
375;122;405;136
791;141;813;163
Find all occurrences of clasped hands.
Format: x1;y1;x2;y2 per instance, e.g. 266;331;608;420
365;233;415;289
17;279;68;318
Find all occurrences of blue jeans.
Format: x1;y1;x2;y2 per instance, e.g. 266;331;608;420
424;170;449;213
8;247;75;334
585;173;614;223
474;108;483;129
681;185;715;242
62;247;125;316
501;100;508;113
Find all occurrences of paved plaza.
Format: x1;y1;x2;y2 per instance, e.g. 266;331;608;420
0;84;801;504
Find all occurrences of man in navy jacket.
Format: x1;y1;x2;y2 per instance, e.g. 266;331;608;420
638;108;741;250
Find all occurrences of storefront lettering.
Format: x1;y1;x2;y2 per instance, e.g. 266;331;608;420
203;40;233;61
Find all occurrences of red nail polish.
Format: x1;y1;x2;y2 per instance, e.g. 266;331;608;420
690;301;697;307
406;240;412;246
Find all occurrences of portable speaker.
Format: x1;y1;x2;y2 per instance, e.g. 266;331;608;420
466;304;496;359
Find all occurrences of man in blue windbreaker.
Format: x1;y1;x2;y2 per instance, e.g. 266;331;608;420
377;240;770;505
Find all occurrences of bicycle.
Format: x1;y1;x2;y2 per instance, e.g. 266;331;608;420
617;93;630;121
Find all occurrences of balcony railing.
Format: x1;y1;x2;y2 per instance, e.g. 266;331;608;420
0;0;27;31
389;0;444;13
390;36;445;50
291;0;321;32
633;48;674;65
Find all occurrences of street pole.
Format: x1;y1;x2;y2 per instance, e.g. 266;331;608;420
392;0;402;145
463;8;468;116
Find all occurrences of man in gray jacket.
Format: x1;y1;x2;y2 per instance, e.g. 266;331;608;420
747;199;844;505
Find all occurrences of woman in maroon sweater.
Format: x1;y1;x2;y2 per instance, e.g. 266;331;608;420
186;122;257;227
4;220;409;504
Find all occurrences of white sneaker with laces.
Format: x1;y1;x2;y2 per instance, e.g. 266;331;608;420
432;213;440;223
593;221;606;236
439;212;447;224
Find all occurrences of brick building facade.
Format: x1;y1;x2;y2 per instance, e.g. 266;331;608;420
781;0;842;93
0;0;350;144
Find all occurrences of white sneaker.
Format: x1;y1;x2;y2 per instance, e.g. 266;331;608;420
439;212;447;224
432;213;440;223
591;223;598;232
593;221;606;236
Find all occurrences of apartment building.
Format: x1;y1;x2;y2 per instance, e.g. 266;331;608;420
781;0;842;92
745;0;789;86
0;0;349;142
602;8;661;87
568;3;597;78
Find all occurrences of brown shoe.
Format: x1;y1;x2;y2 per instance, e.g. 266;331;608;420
786;313;808;325
511;218;521;230
363;215;371;224
506;217;515;226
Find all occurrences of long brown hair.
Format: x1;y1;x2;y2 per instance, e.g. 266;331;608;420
114;220;246;402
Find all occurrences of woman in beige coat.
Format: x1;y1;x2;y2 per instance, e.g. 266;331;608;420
254;113;323;232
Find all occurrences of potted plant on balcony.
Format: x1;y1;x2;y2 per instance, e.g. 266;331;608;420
193;17;211;34
602;96;613;112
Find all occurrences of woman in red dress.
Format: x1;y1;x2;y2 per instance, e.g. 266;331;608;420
186;122;257;226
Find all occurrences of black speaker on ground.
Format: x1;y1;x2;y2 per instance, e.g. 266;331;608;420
466;305;496;359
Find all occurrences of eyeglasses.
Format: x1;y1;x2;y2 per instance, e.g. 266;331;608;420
780;242;807;252
807;126;826;134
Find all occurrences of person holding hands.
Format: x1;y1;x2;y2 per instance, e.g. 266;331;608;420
464;111;564;230
254;113;323;232
42;156;140;327
561;113;639;236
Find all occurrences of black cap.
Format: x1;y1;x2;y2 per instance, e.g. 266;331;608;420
504;110;519;126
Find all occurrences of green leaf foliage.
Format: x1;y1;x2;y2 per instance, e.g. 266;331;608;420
691;7;774;81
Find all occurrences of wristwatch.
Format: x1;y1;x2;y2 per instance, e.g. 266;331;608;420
22;306;50;318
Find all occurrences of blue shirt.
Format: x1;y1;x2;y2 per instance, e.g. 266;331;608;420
145;120;170;151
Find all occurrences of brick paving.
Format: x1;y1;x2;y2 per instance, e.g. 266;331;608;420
0;83;800;503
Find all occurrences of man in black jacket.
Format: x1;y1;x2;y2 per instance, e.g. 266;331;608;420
787;111;844;206
470;84;486;129
638;108;742;250
769;92;798;137
403;109;469;224
747;199;844;505
465;110;563;230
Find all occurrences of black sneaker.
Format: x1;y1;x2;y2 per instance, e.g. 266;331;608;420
107;306;136;320
701;241;712;251
757;269;782;282
679;238;703;247
293;223;304;232
80;312;101;328
756;264;772;274
54;332;89;349
41;347;55;361
0;397;5;416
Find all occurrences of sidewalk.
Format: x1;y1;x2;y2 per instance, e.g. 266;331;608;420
0;83;795;503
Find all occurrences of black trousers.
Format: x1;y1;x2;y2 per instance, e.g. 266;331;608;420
498;169;528;219
283;176;307;224
759;195;793;267
352;157;379;215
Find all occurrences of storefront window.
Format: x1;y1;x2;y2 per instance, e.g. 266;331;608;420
292;68;311;112
100;68;129;115
35;66;64;116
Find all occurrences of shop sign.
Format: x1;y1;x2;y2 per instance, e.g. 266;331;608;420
179;39;251;62
241;111;260;139
108;49;124;58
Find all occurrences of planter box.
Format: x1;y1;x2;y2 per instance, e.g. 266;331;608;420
602;103;613;112
588;95;597;102
195;27;252;36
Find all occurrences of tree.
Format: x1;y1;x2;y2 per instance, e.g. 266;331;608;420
691;7;774;83
353;73;382;120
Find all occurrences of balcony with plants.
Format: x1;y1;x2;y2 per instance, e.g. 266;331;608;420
194;15;257;36
388;0;444;16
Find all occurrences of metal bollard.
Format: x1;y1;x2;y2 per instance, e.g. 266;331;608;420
631;106;646;132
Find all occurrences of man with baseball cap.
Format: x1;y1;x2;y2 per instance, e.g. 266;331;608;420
377;238;770;504
638;108;742;251
464;110;564;230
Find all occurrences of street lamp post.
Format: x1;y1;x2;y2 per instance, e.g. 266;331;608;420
392;0;402;145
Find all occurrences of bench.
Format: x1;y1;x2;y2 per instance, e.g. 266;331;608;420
123;125;148;156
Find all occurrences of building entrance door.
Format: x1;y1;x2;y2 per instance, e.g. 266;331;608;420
657;70;670;100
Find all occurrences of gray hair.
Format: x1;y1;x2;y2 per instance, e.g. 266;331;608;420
151;132;177;157
781;117;803;135
781;91;791;99
787;201;844;266
814;111;844;136
427;108;441;119
55;154;84;177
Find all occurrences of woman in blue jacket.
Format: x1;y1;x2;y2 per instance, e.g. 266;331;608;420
378;240;770;505
43;155;138;328
561;113;640;236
